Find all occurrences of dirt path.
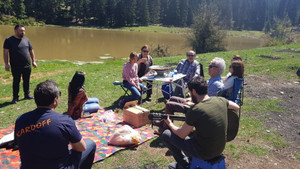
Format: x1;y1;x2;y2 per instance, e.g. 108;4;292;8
227;75;300;169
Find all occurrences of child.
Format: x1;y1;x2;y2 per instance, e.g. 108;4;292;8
119;52;147;108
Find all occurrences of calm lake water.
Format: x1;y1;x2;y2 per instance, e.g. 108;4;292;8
0;25;262;64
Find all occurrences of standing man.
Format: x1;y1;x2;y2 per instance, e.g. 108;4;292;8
14;80;96;169
3;24;37;104
161;76;239;169
173;50;204;97
208;57;225;96
137;45;153;101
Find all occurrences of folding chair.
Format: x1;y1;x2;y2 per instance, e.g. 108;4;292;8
112;81;130;97
190;155;226;169
229;78;244;119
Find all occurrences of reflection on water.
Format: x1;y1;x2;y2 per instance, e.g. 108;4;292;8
0;25;262;64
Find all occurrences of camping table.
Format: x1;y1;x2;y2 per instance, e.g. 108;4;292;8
141;73;186;101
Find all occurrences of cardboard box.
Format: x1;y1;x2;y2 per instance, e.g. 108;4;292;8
123;105;150;128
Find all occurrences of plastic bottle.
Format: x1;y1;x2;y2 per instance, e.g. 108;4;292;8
174;69;177;75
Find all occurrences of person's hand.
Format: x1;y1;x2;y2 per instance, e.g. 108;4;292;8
139;79;143;83
5;64;10;71
164;114;172;126
137;86;141;91
32;61;37;68
185;101;194;106
139;58;147;64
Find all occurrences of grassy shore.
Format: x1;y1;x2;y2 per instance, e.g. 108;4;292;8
0;42;300;168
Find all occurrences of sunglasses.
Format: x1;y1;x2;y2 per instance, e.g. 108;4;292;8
209;65;218;68
143;50;149;53
187;55;194;57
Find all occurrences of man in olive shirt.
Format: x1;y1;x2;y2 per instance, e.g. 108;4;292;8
162;76;239;169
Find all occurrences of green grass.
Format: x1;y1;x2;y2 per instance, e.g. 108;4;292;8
117;25;190;34
1;42;300;167
226;30;264;38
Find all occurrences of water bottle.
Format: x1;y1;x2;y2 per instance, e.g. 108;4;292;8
174;69;177;75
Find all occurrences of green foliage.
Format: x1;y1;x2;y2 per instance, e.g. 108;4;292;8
188;2;226;53
150;44;170;58
1;0;300;30
0;16;44;26
263;17;295;47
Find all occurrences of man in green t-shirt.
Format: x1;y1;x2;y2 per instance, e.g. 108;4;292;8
161;76;239;169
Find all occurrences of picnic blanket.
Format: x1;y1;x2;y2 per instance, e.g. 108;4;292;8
0;108;157;168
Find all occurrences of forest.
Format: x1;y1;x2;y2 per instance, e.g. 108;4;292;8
0;0;300;31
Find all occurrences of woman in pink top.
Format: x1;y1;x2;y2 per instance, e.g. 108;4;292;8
119;52;147;108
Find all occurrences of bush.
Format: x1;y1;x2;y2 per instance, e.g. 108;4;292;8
187;3;226;53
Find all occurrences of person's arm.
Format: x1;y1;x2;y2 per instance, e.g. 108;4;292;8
29;49;37;68
70;138;86;152
221;76;235;91
164;115;194;139
3;48;10;71
228;100;240;112
194;62;201;77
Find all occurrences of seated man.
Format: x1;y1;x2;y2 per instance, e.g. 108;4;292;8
14;80;96;169
208;57;226;96
173;50;204;97
161;76;239;169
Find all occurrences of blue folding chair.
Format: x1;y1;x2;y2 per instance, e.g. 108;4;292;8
189;155;226;169
228;78;244;119
112;81;130;97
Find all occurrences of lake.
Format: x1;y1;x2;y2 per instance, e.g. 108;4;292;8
0;25;262;64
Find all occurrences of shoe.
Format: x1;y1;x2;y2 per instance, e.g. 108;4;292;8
145;96;152;102
168;162;177;169
11;98;18;104
168;162;187;169
24;95;34;100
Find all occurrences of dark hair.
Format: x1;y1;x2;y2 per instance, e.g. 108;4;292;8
187;76;208;95
232;55;242;62
130;52;137;59
34;80;60;106
14;24;24;30
141;45;149;51
231;61;244;78
69;71;85;102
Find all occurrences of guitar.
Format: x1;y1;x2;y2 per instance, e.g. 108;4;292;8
148;112;185;121
148;110;239;142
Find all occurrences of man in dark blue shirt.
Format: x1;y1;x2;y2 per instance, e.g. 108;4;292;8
3;24;37;104
14;80;96;169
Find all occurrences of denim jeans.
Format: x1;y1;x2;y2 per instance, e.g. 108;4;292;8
123;82;147;103
69;139;96;169
161;129;202;168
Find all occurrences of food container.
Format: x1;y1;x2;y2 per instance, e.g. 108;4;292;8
123;105;150;128
150;65;172;77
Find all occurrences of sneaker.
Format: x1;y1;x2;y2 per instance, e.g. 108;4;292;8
168;162;177;169
168;162;187;169
24;95;34;100
11;98;18;104
145;96;152;102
